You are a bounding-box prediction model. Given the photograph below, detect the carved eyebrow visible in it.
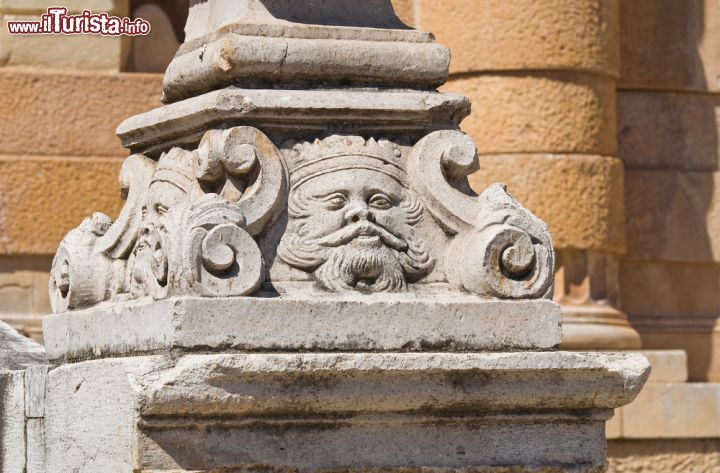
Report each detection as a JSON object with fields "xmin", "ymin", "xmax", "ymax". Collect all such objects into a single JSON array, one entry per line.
[{"xmin": 311, "ymin": 191, "xmax": 348, "ymax": 201}]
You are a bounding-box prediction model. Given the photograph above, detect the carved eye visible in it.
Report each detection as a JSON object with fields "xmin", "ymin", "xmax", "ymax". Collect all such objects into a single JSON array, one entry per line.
[
  {"xmin": 369, "ymin": 194, "xmax": 392, "ymax": 210},
  {"xmin": 155, "ymin": 203, "xmax": 169, "ymax": 216},
  {"xmin": 320, "ymin": 193, "xmax": 348, "ymax": 210}
]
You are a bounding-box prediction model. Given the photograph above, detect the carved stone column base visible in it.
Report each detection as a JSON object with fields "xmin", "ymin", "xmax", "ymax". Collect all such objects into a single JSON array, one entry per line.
[
  {"xmin": 555, "ymin": 249, "xmax": 642, "ymax": 350},
  {"xmin": 561, "ymin": 306, "xmax": 642, "ymax": 350}
]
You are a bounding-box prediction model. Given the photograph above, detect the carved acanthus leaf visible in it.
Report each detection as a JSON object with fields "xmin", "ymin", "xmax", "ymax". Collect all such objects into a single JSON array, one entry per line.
[
  {"xmin": 49, "ymin": 126, "xmax": 286, "ymax": 313},
  {"xmin": 407, "ymin": 130, "xmax": 554, "ymax": 299},
  {"xmin": 406, "ymin": 130, "xmax": 480, "ymax": 234},
  {"xmin": 195, "ymin": 126, "xmax": 288, "ymax": 236},
  {"xmin": 446, "ymin": 184, "xmax": 555, "ymax": 300},
  {"xmin": 94, "ymin": 154, "xmax": 156, "ymax": 259},
  {"xmin": 132, "ymin": 195, "xmax": 263, "ymax": 300},
  {"xmin": 49, "ymin": 213, "xmax": 123, "ymax": 313}
]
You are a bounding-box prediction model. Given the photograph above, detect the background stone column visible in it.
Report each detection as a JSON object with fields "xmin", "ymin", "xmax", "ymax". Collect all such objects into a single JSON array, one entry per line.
[
  {"xmin": 618, "ymin": 0, "xmax": 720, "ymax": 381},
  {"xmin": 414, "ymin": 0, "xmax": 640, "ymax": 349}
]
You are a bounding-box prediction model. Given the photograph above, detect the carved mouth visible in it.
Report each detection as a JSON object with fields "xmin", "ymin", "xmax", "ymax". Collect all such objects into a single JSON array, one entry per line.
[
  {"xmin": 353, "ymin": 235, "xmax": 382, "ymax": 247},
  {"xmin": 313, "ymin": 222, "xmax": 407, "ymax": 251}
]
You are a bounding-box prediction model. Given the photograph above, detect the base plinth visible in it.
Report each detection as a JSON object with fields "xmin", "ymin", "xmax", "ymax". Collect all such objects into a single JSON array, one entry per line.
[
  {"xmin": 32, "ymin": 351, "xmax": 648, "ymax": 473},
  {"xmin": 43, "ymin": 295, "xmax": 562, "ymax": 361},
  {"xmin": 560, "ymin": 306, "xmax": 642, "ymax": 350}
]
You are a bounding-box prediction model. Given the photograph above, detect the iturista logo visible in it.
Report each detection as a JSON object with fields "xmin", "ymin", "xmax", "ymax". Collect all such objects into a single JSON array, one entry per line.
[{"xmin": 7, "ymin": 7, "xmax": 151, "ymax": 36}]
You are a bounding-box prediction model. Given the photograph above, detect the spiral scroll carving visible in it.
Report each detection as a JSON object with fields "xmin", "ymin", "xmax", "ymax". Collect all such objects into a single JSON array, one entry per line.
[
  {"xmin": 185, "ymin": 223, "xmax": 263, "ymax": 297},
  {"xmin": 49, "ymin": 126, "xmax": 286, "ymax": 313},
  {"xmin": 49, "ymin": 213, "xmax": 121, "ymax": 312},
  {"xmin": 445, "ymin": 184, "xmax": 555, "ymax": 299},
  {"xmin": 405, "ymin": 129, "xmax": 555, "ymax": 299}
]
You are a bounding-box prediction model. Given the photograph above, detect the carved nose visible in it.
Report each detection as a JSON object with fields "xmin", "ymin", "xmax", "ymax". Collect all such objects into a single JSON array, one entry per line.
[{"xmin": 345, "ymin": 206, "xmax": 372, "ymax": 224}]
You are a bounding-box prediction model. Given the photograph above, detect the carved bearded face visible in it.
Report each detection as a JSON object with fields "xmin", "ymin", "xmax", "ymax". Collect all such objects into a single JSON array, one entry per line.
[{"xmin": 278, "ymin": 168, "xmax": 434, "ymax": 292}]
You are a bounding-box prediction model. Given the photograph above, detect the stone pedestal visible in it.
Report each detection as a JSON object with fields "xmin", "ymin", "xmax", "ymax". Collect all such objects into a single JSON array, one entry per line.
[
  {"xmin": 22, "ymin": 1, "xmax": 649, "ymax": 472},
  {"xmin": 34, "ymin": 297, "xmax": 648, "ymax": 473},
  {"xmin": 37, "ymin": 352, "xmax": 646, "ymax": 472}
]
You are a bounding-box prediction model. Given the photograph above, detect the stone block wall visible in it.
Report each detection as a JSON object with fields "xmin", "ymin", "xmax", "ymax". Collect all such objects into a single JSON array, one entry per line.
[
  {"xmin": 0, "ymin": 0, "xmax": 163, "ymax": 339},
  {"xmin": 616, "ymin": 0, "xmax": 720, "ymax": 384}
]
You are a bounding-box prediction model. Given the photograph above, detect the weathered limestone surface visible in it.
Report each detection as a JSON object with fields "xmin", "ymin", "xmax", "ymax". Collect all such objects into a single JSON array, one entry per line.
[
  {"xmin": 117, "ymin": 88, "xmax": 471, "ymax": 153},
  {"xmin": 0, "ymin": 323, "xmax": 47, "ymax": 473},
  {"xmin": 162, "ymin": 0, "xmax": 448, "ymax": 103},
  {"xmin": 32, "ymin": 1, "xmax": 650, "ymax": 472},
  {"xmin": 0, "ymin": 370, "xmax": 26, "ymax": 473},
  {"xmin": 0, "ymin": 321, "xmax": 46, "ymax": 370},
  {"xmin": 38, "ymin": 352, "xmax": 648, "ymax": 473},
  {"xmin": 44, "ymin": 295, "xmax": 562, "ymax": 361}
]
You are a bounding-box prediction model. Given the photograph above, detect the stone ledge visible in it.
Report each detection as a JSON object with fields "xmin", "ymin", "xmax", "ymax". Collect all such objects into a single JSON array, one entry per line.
[
  {"xmin": 608, "ymin": 383, "xmax": 720, "ymax": 439},
  {"xmin": 38, "ymin": 351, "xmax": 647, "ymax": 472},
  {"xmin": 136, "ymin": 351, "xmax": 649, "ymax": 417},
  {"xmin": 117, "ymin": 88, "xmax": 471, "ymax": 155},
  {"xmin": 163, "ymin": 34, "xmax": 450, "ymax": 103},
  {"xmin": 43, "ymin": 295, "xmax": 563, "ymax": 361},
  {"xmin": 638, "ymin": 350, "xmax": 689, "ymax": 384}
]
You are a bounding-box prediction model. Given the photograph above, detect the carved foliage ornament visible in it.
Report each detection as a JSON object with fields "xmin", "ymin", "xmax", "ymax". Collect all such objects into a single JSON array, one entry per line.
[
  {"xmin": 49, "ymin": 126, "xmax": 287, "ymax": 313},
  {"xmin": 49, "ymin": 127, "xmax": 554, "ymax": 312}
]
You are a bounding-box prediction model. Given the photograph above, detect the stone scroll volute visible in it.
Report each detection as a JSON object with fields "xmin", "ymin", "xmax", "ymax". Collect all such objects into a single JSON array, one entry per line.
[
  {"xmin": 49, "ymin": 126, "xmax": 288, "ymax": 313},
  {"xmin": 50, "ymin": 127, "xmax": 555, "ymax": 313},
  {"xmin": 405, "ymin": 130, "xmax": 555, "ymax": 299}
]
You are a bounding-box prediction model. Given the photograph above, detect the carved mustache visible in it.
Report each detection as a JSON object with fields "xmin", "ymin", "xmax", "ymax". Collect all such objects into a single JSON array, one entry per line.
[{"xmin": 312, "ymin": 221, "xmax": 408, "ymax": 251}]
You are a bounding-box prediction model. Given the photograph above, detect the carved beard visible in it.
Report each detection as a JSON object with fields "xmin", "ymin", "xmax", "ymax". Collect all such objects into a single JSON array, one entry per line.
[
  {"xmin": 316, "ymin": 238, "xmax": 407, "ymax": 292},
  {"xmin": 278, "ymin": 218, "xmax": 434, "ymax": 293}
]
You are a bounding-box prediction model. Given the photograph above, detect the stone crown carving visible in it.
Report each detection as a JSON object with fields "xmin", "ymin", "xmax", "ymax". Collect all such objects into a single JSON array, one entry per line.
[{"xmin": 50, "ymin": 126, "xmax": 555, "ymax": 313}]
